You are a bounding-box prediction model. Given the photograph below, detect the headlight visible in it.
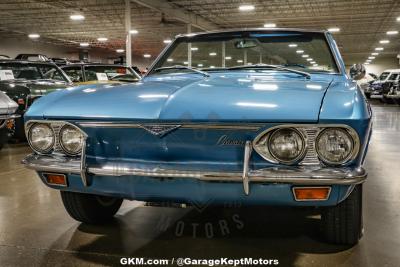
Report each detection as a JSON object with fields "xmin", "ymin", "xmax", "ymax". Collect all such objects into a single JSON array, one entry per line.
[
  {"xmin": 28, "ymin": 123, "xmax": 55, "ymax": 153},
  {"xmin": 316, "ymin": 128, "xmax": 355, "ymax": 165},
  {"xmin": 59, "ymin": 125, "xmax": 84, "ymax": 155},
  {"xmin": 268, "ymin": 128, "xmax": 306, "ymax": 164}
]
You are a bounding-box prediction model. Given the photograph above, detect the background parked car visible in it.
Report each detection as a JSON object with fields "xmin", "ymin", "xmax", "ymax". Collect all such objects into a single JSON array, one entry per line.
[
  {"xmin": 0, "ymin": 60, "xmax": 72, "ymax": 140},
  {"xmin": 0, "ymin": 91, "xmax": 19, "ymax": 150},
  {"xmin": 61, "ymin": 63, "xmax": 141, "ymax": 84},
  {"xmin": 50, "ymin": 58, "xmax": 71, "ymax": 66},
  {"xmin": 15, "ymin": 54, "xmax": 51, "ymax": 62},
  {"xmin": 365, "ymin": 69, "xmax": 400, "ymax": 101},
  {"xmin": 357, "ymin": 73, "xmax": 376, "ymax": 98}
]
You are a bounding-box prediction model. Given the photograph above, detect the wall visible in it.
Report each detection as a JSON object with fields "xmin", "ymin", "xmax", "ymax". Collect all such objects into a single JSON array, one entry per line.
[
  {"xmin": 0, "ymin": 36, "xmax": 156, "ymax": 71},
  {"xmin": 364, "ymin": 56, "xmax": 399, "ymax": 76},
  {"xmin": 0, "ymin": 37, "xmax": 71, "ymax": 59},
  {"xmin": 345, "ymin": 55, "xmax": 399, "ymax": 76}
]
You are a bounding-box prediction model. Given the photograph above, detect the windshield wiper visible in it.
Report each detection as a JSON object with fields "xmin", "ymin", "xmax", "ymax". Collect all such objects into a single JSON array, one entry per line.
[
  {"xmin": 228, "ymin": 63, "xmax": 311, "ymax": 79},
  {"xmin": 154, "ymin": 65, "xmax": 210, "ymax": 77}
]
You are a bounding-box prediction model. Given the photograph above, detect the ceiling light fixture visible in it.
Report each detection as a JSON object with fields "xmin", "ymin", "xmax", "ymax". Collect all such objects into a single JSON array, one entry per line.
[
  {"xmin": 387, "ymin": 30, "xmax": 398, "ymax": 35},
  {"xmin": 70, "ymin": 14, "xmax": 85, "ymax": 21},
  {"xmin": 263, "ymin": 23, "xmax": 276, "ymax": 28},
  {"xmin": 97, "ymin": 37, "xmax": 108, "ymax": 42},
  {"xmin": 368, "ymin": 56, "xmax": 375, "ymax": 59},
  {"xmin": 375, "ymin": 47, "xmax": 384, "ymax": 51},
  {"xmin": 379, "ymin": 40, "xmax": 390, "ymax": 44},
  {"xmin": 129, "ymin": 29, "xmax": 138, "ymax": 34},
  {"xmin": 28, "ymin": 33, "xmax": 40, "ymax": 39},
  {"xmin": 239, "ymin": 5, "xmax": 255, "ymax": 11},
  {"xmin": 328, "ymin": 27, "xmax": 340, "ymax": 32},
  {"xmin": 143, "ymin": 54, "xmax": 151, "ymax": 58},
  {"xmin": 116, "ymin": 49, "xmax": 124, "ymax": 53},
  {"xmin": 80, "ymin": 42, "xmax": 89, "ymax": 47},
  {"xmin": 288, "ymin": 44, "xmax": 298, "ymax": 47},
  {"xmin": 296, "ymin": 50, "xmax": 304, "ymax": 54},
  {"xmin": 209, "ymin": 52, "xmax": 217, "ymax": 56},
  {"xmin": 371, "ymin": 52, "xmax": 379, "ymax": 56},
  {"xmin": 163, "ymin": 39, "xmax": 172, "ymax": 44}
]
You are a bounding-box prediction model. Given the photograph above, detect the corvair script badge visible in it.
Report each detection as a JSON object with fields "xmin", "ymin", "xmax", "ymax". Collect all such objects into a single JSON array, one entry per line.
[
  {"xmin": 139, "ymin": 124, "xmax": 181, "ymax": 137},
  {"xmin": 217, "ymin": 135, "xmax": 246, "ymax": 146}
]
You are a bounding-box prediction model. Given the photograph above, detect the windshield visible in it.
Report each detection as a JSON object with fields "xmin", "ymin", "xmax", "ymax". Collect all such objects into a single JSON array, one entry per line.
[
  {"xmin": 379, "ymin": 72, "xmax": 390, "ymax": 81},
  {"xmin": 388, "ymin": 73, "xmax": 399, "ymax": 81},
  {"xmin": 150, "ymin": 31, "xmax": 339, "ymax": 74},
  {"xmin": 0, "ymin": 62, "xmax": 68, "ymax": 82},
  {"xmin": 84, "ymin": 66, "xmax": 140, "ymax": 81}
]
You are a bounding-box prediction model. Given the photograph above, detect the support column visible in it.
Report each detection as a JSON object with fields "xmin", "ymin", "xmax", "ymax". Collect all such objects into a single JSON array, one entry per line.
[
  {"xmin": 125, "ymin": 0, "xmax": 132, "ymax": 67},
  {"xmin": 187, "ymin": 24, "xmax": 192, "ymax": 67},
  {"xmin": 222, "ymin": 41, "xmax": 226, "ymax": 68}
]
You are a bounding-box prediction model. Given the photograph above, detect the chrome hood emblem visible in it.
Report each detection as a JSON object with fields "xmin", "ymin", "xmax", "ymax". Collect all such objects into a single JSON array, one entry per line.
[{"xmin": 139, "ymin": 124, "xmax": 181, "ymax": 137}]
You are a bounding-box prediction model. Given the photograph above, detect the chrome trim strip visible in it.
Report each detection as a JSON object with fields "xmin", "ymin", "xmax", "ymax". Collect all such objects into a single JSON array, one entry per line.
[
  {"xmin": 77, "ymin": 122, "xmax": 262, "ymax": 131},
  {"xmin": 22, "ymin": 154, "xmax": 367, "ymax": 186},
  {"xmin": 242, "ymin": 141, "xmax": 252, "ymax": 195},
  {"xmin": 292, "ymin": 186, "xmax": 332, "ymax": 201},
  {"xmin": 80, "ymin": 137, "xmax": 88, "ymax": 186},
  {"xmin": 0, "ymin": 114, "xmax": 20, "ymax": 120}
]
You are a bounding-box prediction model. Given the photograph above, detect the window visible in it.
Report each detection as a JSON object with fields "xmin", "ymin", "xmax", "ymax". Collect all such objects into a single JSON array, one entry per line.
[
  {"xmin": 0, "ymin": 63, "xmax": 68, "ymax": 82},
  {"xmin": 62, "ymin": 66, "xmax": 83, "ymax": 82},
  {"xmin": 83, "ymin": 66, "xmax": 139, "ymax": 81},
  {"xmin": 152, "ymin": 31, "xmax": 339, "ymax": 74}
]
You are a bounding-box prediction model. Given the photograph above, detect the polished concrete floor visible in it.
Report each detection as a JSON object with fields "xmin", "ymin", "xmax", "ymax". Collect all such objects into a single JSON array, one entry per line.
[{"xmin": 0, "ymin": 100, "xmax": 400, "ymax": 267}]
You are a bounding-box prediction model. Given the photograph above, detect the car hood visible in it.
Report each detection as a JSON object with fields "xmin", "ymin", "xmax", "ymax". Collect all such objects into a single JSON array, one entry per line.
[
  {"xmin": 0, "ymin": 91, "xmax": 18, "ymax": 115},
  {"xmin": 0, "ymin": 79, "xmax": 70, "ymax": 96},
  {"xmin": 27, "ymin": 72, "xmax": 334, "ymax": 122}
]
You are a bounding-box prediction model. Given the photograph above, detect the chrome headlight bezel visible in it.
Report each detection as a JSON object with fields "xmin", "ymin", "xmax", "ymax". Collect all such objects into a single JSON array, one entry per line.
[
  {"xmin": 315, "ymin": 127, "xmax": 360, "ymax": 166},
  {"xmin": 59, "ymin": 124, "xmax": 85, "ymax": 156},
  {"xmin": 27, "ymin": 123, "xmax": 55, "ymax": 154},
  {"xmin": 253, "ymin": 124, "xmax": 361, "ymax": 166},
  {"xmin": 253, "ymin": 127, "xmax": 307, "ymax": 165}
]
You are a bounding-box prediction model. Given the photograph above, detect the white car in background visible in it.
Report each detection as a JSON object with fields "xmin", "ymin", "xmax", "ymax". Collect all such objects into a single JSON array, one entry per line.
[
  {"xmin": 364, "ymin": 69, "xmax": 400, "ymax": 99},
  {"xmin": 0, "ymin": 92, "xmax": 19, "ymax": 150}
]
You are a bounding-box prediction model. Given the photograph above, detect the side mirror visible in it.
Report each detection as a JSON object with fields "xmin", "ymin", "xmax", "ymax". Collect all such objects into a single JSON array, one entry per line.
[{"xmin": 349, "ymin": 63, "xmax": 366, "ymax": 80}]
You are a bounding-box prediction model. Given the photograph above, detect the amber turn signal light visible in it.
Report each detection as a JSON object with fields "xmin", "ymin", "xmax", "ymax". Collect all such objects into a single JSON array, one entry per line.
[
  {"xmin": 43, "ymin": 173, "xmax": 67, "ymax": 186},
  {"xmin": 292, "ymin": 187, "xmax": 331, "ymax": 201}
]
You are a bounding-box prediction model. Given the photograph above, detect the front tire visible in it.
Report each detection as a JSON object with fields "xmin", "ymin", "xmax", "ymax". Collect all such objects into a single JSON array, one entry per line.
[
  {"xmin": 321, "ymin": 185, "xmax": 363, "ymax": 245},
  {"xmin": 60, "ymin": 191, "xmax": 123, "ymax": 224}
]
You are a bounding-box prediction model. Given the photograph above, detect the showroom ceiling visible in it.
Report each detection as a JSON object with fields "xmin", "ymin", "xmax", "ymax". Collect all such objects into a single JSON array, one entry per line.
[{"xmin": 0, "ymin": 0, "xmax": 399, "ymax": 64}]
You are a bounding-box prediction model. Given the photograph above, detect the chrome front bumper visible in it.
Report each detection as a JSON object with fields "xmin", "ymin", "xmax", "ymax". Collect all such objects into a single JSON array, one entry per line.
[
  {"xmin": 22, "ymin": 142, "xmax": 367, "ymax": 195},
  {"xmin": 385, "ymin": 94, "xmax": 400, "ymax": 99}
]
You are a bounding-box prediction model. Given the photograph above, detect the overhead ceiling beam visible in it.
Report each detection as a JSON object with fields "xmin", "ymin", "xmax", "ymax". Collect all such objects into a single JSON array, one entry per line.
[{"xmin": 130, "ymin": 0, "xmax": 219, "ymax": 31}]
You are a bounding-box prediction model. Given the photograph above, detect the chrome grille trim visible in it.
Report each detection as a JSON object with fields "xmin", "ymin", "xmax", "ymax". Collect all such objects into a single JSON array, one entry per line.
[
  {"xmin": 301, "ymin": 127, "xmax": 321, "ymax": 166},
  {"xmin": 77, "ymin": 122, "xmax": 262, "ymax": 131}
]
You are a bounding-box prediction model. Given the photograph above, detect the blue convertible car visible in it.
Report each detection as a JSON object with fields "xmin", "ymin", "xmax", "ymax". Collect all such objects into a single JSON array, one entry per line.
[{"xmin": 23, "ymin": 29, "xmax": 371, "ymax": 245}]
